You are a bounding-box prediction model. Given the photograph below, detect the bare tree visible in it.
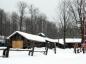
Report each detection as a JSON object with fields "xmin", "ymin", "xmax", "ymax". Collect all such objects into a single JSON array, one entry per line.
[
  {"xmin": 17, "ymin": 1, "xmax": 27, "ymax": 31},
  {"xmin": 69, "ymin": 0, "xmax": 84, "ymax": 42},
  {"xmin": 56, "ymin": 0, "xmax": 83, "ymax": 43},
  {"xmin": 0, "ymin": 9, "xmax": 7, "ymax": 36},
  {"xmin": 11, "ymin": 12, "xmax": 19, "ymax": 32},
  {"xmin": 0, "ymin": 9, "xmax": 4, "ymax": 36},
  {"xmin": 28, "ymin": 5, "xmax": 39, "ymax": 33},
  {"xmin": 58, "ymin": 0, "xmax": 71, "ymax": 48}
]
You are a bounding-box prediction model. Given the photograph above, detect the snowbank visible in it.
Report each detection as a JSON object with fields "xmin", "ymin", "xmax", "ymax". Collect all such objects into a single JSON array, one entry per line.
[{"xmin": 0, "ymin": 48, "xmax": 86, "ymax": 64}]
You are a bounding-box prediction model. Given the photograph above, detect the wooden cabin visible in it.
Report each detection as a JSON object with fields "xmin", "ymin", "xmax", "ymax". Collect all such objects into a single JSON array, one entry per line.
[{"xmin": 7, "ymin": 31, "xmax": 46, "ymax": 49}]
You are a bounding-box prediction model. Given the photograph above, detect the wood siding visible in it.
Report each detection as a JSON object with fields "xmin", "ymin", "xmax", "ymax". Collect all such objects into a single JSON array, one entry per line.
[{"xmin": 12, "ymin": 40, "xmax": 23, "ymax": 48}]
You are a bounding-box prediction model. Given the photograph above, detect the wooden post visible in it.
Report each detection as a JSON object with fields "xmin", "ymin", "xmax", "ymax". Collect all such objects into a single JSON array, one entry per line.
[
  {"xmin": 5, "ymin": 47, "xmax": 10, "ymax": 57},
  {"xmin": 80, "ymin": 44, "xmax": 82, "ymax": 52},
  {"xmin": 28, "ymin": 51, "xmax": 31, "ymax": 55},
  {"xmin": 45, "ymin": 40, "xmax": 49, "ymax": 55},
  {"xmin": 31, "ymin": 41, "xmax": 34, "ymax": 56},
  {"xmin": 74, "ymin": 47, "xmax": 76, "ymax": 53},
  {"xmin": 3, "ymin": 47, "xmax": 10, "ymax": 58},
  {"xmin": 74, "ymin": 44, "xmax": 76, "ymax": 53},
  {"xmin": 54, "ymin": 42, "xmax": 56, "ymax": 54},
  {"xmin": 3, "ymin": 39, "xmax": 10, "ymax": 58},
  {"xmin": 31, "ymin": 46, "xmax": 34, "ymax": 56},
  {"xmin": 82, "ymin": 47, "xmax": 85, "ymax": 53},
  {"xmin": 45, "ymin": 46, "xmax": 48, "ymax": 55}
]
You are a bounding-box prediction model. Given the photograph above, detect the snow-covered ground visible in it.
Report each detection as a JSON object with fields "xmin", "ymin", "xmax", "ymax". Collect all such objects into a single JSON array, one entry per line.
[{"xmin": 0, "ymin": 47, "xmax": 86, "ymax": 64}]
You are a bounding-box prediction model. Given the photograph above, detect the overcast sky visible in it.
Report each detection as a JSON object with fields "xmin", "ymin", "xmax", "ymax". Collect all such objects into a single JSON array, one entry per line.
[{"xmin": 0, "ymin": 0, "xmax": 61, "ymax": 21}]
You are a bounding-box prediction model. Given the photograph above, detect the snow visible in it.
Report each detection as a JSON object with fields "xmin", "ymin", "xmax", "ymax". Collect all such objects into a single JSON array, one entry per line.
[
  {"xmin": 7, "ymin": 31, "xmax": 59, "ymax": 43},
  {"xmin": 45, "ymin": 37, "xmax": 59, "ymax": 43},
  {"xmin": 7, "ymin": 31, "xmax": 82, "ymax": 45},
  {"xmin": 59, "ymin": 38, "xmax": 81, "ymax": 44},
  {"xmin": 38, "ymin": 33, "xmax": 46, "ymax": 37},
  {"xmin": 45, "ymin": 38, "xmax": 81, "ymax": 44},
  {"xmin": 65, "ymin": 38, "xmax": 81, "ymax": 43},
  {"xmin": 0, "ymin": 47, "xmax": 86, "ymax": 64},
  {"xmin": 7, "ymin": 31, "xmax": 45, "ymax": 42}
]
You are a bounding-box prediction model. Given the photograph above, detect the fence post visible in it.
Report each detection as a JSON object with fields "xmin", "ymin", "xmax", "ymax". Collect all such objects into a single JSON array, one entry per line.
[{"xmin": 54, "ymin": 42, "xmax": 56, "ymax": 54}]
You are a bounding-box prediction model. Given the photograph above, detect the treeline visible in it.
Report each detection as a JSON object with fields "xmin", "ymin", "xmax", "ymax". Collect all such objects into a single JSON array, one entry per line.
[
  {"xmin": 0, "ymin": 1, "xmax": 82, "ymax": 39},
  {"xmin": 0, "ymin": 1, "xmax": 58, "ymax": 39},
  {"xmin": 56, "ymin": 0, "xmax": 81, "ymax": 39}
]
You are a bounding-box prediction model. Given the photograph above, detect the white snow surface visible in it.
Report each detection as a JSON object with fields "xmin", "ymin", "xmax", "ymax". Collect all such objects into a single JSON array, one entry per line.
[
  {"xmin": 58, "ymin": 38, "xmax": 81, "ymax": 44},
  {"xmin": 7, "ymin": 31, "xmax": 45, "ymax": 42},
  {"xmin": 45, "ymin": 37, "xmax": 59, "ymax": 43},
  {"xmin": 38, "ymin": 33, "xmax": 46, "ymax": 36},
  {"xmin": 0, "ymin": 47, "xmax": 86, "ymax": 64}
]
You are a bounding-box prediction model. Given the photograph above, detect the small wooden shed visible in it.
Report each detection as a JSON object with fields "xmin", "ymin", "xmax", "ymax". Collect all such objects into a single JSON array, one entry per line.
[{"xmin": 7, "ymin": 31, "xmax": 46, "ymax": 49}]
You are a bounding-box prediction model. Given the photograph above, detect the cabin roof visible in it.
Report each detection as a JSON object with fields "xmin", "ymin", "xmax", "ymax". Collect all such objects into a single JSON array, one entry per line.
[
  {"xmin": 59, "ymin": 38, "xmax": 81, "ymax": 44},
  {"xmin": 45, "ymin": 37, "xmax": 59, "ymax": 43},
  {"xmin": 7, "ymin": 31, "xmax": 45, "ymax": 42},
  {"xmin": 7, "ymin": 31, "xmax": 81, "ymax": 44},
  {"xmin": 43, "ymin": 38, "xmax": 81, "ymax": 44},
  {"xmin": 7, "ymin": 31, "xmax": 59, "ymax": 43}
]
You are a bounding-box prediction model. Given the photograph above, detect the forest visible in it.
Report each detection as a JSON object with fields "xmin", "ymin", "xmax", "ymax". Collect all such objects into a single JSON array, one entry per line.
[{"xmin": 0, "ymin": 0, "xmax": 81, "ymax": 39}]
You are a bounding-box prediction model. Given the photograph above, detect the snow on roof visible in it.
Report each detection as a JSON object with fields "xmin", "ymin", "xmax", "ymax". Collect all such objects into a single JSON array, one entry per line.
[
  {"xmin": 45, "ymin": 38, "xmax": 81, "ymax": 44},
  {"xmin": 59, "ymin": 38, "xmax": 81, "ymax": 44},
  {"xmin": 7, "ymin": 31, "xmax": 45, "ymax": 42},
  {"xmin": 7, "ymin": 31, "xmax": 59, "ymax": 43},
  {"xmin": 58, "ymin": 39, "xmax": 64, "ymax": 44},
  {"xmin": 45, "ymin": 37, "xmax": 59, "ymax": 43},
  {"xmin": 7, "ymin": 31, "xmax": 81, "ymax": 44},
  {"xmin": 66, "ymin": 38, "xmax": 81, "ymax": 43},
  {"xmin": 38, "ymin": 33, "xmax": 46, "ymax": 37}
]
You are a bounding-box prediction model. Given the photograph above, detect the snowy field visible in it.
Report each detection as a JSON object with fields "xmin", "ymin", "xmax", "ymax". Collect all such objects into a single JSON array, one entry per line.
[{"xmin": 0, "ymin": 47, "xmax": 86, "ymax": 64}]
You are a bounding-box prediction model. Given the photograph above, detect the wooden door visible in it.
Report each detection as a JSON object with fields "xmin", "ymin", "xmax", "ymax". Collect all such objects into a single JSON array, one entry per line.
[{"xmin": 12, "ymin": 40, "xmax": 23, "ymax": 48}]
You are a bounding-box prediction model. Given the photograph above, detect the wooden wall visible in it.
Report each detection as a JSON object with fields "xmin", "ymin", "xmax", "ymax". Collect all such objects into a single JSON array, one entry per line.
[{"xmin": 8, "ymin": 33, "xmax": 31, "ymax": 49}]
